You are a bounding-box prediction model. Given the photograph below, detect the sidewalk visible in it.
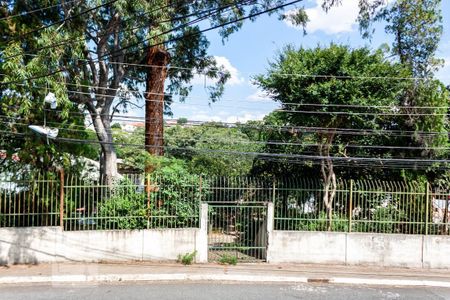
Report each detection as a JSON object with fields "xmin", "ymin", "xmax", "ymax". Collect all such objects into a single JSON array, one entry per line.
[{"xmin": 1, "ymin": 262, "xmax": 450, "ymax": 288}]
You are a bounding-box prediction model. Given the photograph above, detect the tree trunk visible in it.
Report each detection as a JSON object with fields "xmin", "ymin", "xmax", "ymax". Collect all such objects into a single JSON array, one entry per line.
[
  {"xmin": 91, "ymin": 110, "xmax": 118, "ymax": 185},
  {"xmin": 322, "ymin": 159, "xmax": 336, "ymax": 231},
  {"xmin": 319, "ymin": 133, "xmax": 337, "ymax": 231},
  {"xmin": 444, "ymin": 198, "xmax": 449, "ymax": 235},
  {"xmin": 145, "ymin": 45, "xmax": 169, "ymax": 170}
]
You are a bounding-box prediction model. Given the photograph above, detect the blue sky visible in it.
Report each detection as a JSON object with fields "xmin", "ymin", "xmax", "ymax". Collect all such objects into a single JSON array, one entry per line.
[{"xmin": 130, "ymin": 0, "xmax": 450, "ymax": 123}]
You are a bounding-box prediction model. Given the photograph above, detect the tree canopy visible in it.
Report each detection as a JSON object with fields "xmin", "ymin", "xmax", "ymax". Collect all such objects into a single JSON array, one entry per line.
[
  {"xmin": 0, "ymin": 0, "xmax": 310, "ymax": 178},
  {"xmin": 252, "ymin": 44, "xmax": 448, "ymax": 228}
]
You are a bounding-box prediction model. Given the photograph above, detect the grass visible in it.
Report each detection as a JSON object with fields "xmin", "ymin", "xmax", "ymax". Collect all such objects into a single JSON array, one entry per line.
[
  {"xmin": 218, "ymin": 253, "xmax": 238, "ymax": 265},
  {"xmin": 178, "ymin": 251, "xmax": 197, "ymax": 265}
]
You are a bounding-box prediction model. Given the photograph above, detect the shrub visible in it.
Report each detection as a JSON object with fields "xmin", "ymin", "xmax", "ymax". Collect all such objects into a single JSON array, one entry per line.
[
  {"xmin": 294, "ymin": 212, "xmax": 349, "ymax": 232},
  {"xmin": 178, "ymin": 251, "xmax": 197, "ymax": 265},
  {"xmin": 218, "ymin": 254, "xmax": 238, "ymax": 265},
  {"xmin": 97, "ymin": 179, "xmax": 147, "ymax": 230}
]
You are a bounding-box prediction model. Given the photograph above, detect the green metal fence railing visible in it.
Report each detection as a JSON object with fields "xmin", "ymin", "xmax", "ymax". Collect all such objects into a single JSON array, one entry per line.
[
  {"xmin": 63, "ymin": 173, "xmax": 202, "ymax": 231},
  {"xmin": 0, "ymin": 173, "xmax": 60, "ymax": 227},
  {"xmin": 1, "ymin": 173, "xmax": 449, "ymax": 235},
  {"xmin": 272, "ymin": 178, "xmax": 449, "ymax": 235}
]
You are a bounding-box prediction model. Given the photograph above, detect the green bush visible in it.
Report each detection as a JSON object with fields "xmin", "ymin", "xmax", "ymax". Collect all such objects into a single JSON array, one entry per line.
[
  {"xmin": 218, "ymin": 254, "xmax": 238, "ymax": 265},
  {"xmin": 294, "ymin": 212, "xmax": 349, "ymax": 232},
  {"xmin": 352, "ymin": 204, "xmax": 407, "ymax": 234},
  {"xmin": 148, "ymin": 157, "xmax": 209, "ymax": 228},
  {"xmin": 95, "ymin": 157, "xmax": 209, "ymax": 230},
  {"xmin": 97, "ymin": 179, "xmax": 147, "ymax": 230},
  {"xmin": 178, "ymin": 251, "xmax": 197, "ymax": 265}
]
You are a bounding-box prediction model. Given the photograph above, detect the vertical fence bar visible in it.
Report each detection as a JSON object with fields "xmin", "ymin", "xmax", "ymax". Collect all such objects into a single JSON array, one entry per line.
[
  {"xmin": 348, "ymin": 179, "xmax": 353, "ymax": 233},
  {"xmin": 425, "ymin": 182, "xmax": 430, "ymax": 236},
  {"xmin": 272, "ymin": 179, "xmax": 276, "ymax": 203},
  {"xmin": 59, "ymin": 169, "xmax": 64, "ymax": 230},
  {"xmin": 199, "ymin": 175, "xmax": 203, "ymax": 228},
  {"xmin": 146, "ymin": 173, "xmax": 151, "ymax": 229},
  {"xmin": 199, "ymin": 175, "xmax": 203, "ymax": 200}
]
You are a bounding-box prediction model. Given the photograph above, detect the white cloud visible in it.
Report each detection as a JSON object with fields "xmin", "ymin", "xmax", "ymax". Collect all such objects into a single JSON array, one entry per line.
[
  {"xmin": 190, "ymin": 56, "xmax": 245, "ymax": 86},
  {"xmin": 285, "ymin": 0, "xmax": 389, "ymax": 35},
  {"xmin": 214, "ymin": 56, "xmax": 246, "ymax": 85},
  {"xmin": 444, "ymin": 57, "xmax": 450, "ymax": 68},
  {"xmin": 436, "ymin": 56, "xmax": 450, "ymax": 82},
  {"xmin": 225, "ymin": 113, "xmax": 266, "ymax": 123},
  {"xmin": 189, "ymin": 111, "xmax": 266, "ymax": 123},
  {"xmin": 285, "ymin": 0, "xmax": 358, "ymax": 34},
  {"xmin": 246, "ymin": 90, "xmax": 273, "ymax": 102},
  {"xmin": 189, "ymin": 113, "xmax": 222, "ymax": 122}
]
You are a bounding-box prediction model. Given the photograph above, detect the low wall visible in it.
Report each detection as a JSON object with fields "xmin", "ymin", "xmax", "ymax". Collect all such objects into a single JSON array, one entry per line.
[
  {"xmin": 0, "ymin": 204, "xmax": 208, "ymax": 265},
  {"xmin": 0, "ymin": 226, "xmax": 206, "ymax": 265},
  {"xmin": 2, "ymin": 202, "xmax": 449, "ymax": 269},
  {"xmin": 267, "ymin": 230, "xmax": 450, "ymax": 269}
]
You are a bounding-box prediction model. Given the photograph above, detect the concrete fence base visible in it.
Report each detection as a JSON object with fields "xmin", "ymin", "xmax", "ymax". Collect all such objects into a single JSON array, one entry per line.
[
  {"xmin": 266, "ymin": 230, "xmax": 450, "ymax": 269},
  {"xmin": 1, "ymin": 202, "xmax": 450, "ymax": 268},
  {"xmin": 0, "ymin": 204, "xmax": 208, "ymax": 265}
]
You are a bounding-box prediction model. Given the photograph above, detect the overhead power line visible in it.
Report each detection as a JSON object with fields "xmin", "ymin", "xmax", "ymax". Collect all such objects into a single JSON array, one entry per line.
[
  {"xmin": 97, "ymin": 0, "xmax": 303, "ymax": 61},
  {"xmin": 3, "ymin": 132, "xmax": 447, "ymax": 170},
  {"xmin": 11, "ymin": 0, "xmax": 120, "ymax": 39},
  {"xmin": 0, "ymin": 0, "xmax": 302, "ymax": 86},
  {"xmin": 8, "ymin": 54, "xmax": 448, "ymax": 82},
  {"xmin": 4, "ymin": 127, "xmax": 446, "ymax": 165},
  {"xmin": 0, "ymin": 0, "xmax": 80, "ymax": 21},
  {"xmin": 2, "ymin": 118, "xmax": 449, "ymax": 153},
  {"xmin": 0, "ymin": 0, "xmax": 248, "ymax": 61},
  {"xmin": 5, "ymin": 81, "xmax": 449, "ymax": 110},
  {"xmin": 0, "ymin": 121, "xmax": 450, "ymax": 157},
  {"xmin": 1, "ymin": 113, "xmax": 449, "ymax": 138},
  {"xmin": 46, "ymin": 136, "xmax": 450, "ymax": 164}
]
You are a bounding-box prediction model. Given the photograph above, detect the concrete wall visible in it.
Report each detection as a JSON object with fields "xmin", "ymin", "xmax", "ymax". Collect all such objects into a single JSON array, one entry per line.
[
  {"xmin": 346, "ymin": 233, "xmax": 423, "ymax": 268},
  {"xmin": 2, "ymin": 201, "xmax": 450, "ymax": 269},
  {"xmin": 423, "ymin": 236, "xmax": 450, "ymax": 269},
  {"xmin": 265, "ymin": 202, "xmax": 450, "ymax": 269},
  {"xmin": 267, "ymin": 230, "xmax": 450, "ymax": 269},
  {"xmin": 0, "ymin": 204, "xmax": 208, "ymax": 265},
  {"xmin": 0, "ymin": 227, "xmax": 207, "ymax": 265},
  {"xmin": 267, "ymin": 231, "xmax": 347, "ymax": 264}
]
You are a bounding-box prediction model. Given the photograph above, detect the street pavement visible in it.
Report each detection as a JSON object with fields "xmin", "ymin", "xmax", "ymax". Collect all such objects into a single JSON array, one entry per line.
[
  {"xmin": 0, "ymin": 282, "xmax": 450, "ymax": 300},
  {"xmin": 1, "ymin": 262, "xmax": 450, "ymax": 287},
  {"xmin": 1, "ymin": 262, "xmax": 450, "ymax": 299}
]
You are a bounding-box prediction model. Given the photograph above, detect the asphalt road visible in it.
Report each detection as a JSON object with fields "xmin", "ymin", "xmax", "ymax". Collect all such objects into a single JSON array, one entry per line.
[{"xmin": 1, "ymin": 282, "xmax": 450, "ymax": 300}]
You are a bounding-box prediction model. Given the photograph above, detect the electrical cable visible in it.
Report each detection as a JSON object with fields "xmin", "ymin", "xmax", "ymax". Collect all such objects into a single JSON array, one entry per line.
[
  {"xmin": 0, "ymin": 0, "xmax": 250, "ymax": 61},
  {"xmin": 0, "ymin": 0, "xmax": 302, "ymax": 86},
  {"xmin": 0, "ymin": 0, "xmax": 80, "ymax": 21}
]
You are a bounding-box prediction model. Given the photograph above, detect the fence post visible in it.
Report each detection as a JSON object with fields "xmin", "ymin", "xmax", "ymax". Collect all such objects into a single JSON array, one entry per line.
[
  {"xmin": 266, "ymin": 201, "xmax": 275, "ymax": 263},
  {"xmin": 59, "ymin": 169, "xmax": 64, "ymax": 230},
  {"xmin": 272, "ymin": 179, "xmax": 276, "ymax": 203},
  {"xmin": 348, "ymin": 179, "xmax": 353, "ymax": 233},
  {"xmin": 197, "ymin": 202, "xmax": 209, "ymax": 263},
  {"xmin": 199, "ymin": 175, "xmax": 203, "ymax": 201},
  {"xmin": 146, "ymin": 173, "xmax": 151, "ymax": 229},
  {"xmin": 425, "ymin": 182, "xmax": 430, "ymax": 235}
]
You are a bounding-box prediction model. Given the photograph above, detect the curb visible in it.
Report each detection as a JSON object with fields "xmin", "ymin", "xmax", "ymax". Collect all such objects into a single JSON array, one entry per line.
[{"xmin": 1, "ymin": 273, "xmax": 450, "ymax": 288}]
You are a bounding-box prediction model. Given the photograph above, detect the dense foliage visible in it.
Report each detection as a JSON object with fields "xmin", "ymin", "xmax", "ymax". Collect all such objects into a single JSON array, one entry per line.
[{"xmin": 253, "ymin": 45, "xmax": 448, "ymax": 180}]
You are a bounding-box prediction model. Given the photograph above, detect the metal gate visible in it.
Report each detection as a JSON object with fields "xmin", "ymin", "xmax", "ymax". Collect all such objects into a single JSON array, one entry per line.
[{"xmin": 208, "ymin": 204, "xmax": 267, "ymax": 262}]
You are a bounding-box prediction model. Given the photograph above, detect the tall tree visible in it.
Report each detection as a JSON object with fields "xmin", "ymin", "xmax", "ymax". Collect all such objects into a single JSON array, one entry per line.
[
  {"xmin": 0, "ymin": 1, "xmax": 95, "ymax": 174},
  {"xmin": 254, "ymin": 45, "xmax": 424, "ymax": 229},
  {"xmin": 1, "ymin": 0, "xmax": 324, "ymax": 181},
  {"xmin": 358, "ymin": 0, "xmax": 443, "ymax": 78},
  {"xmin": 358, "ymin": 0, "xmax": 446, "ymax": 174}
]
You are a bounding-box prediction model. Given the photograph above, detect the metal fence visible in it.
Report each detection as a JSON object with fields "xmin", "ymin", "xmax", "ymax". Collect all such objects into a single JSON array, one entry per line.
[
  {"xmin": 204, "ymin": 177, "xmax": 271, "ymax": 262},
  {"xmin": 1, "ymin": 172, "xmax": 202, "ymax": 230},
  {"xmin": 1, "ymin": 173, "xmax": 449, "ymax": 235},
  {"xmin": 273, "ymin": 178, "xmax": 449, "ymax": 235},
  {"xmin": 0, "ymin": 173, "xmax": 60, "ymax": 227}
]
